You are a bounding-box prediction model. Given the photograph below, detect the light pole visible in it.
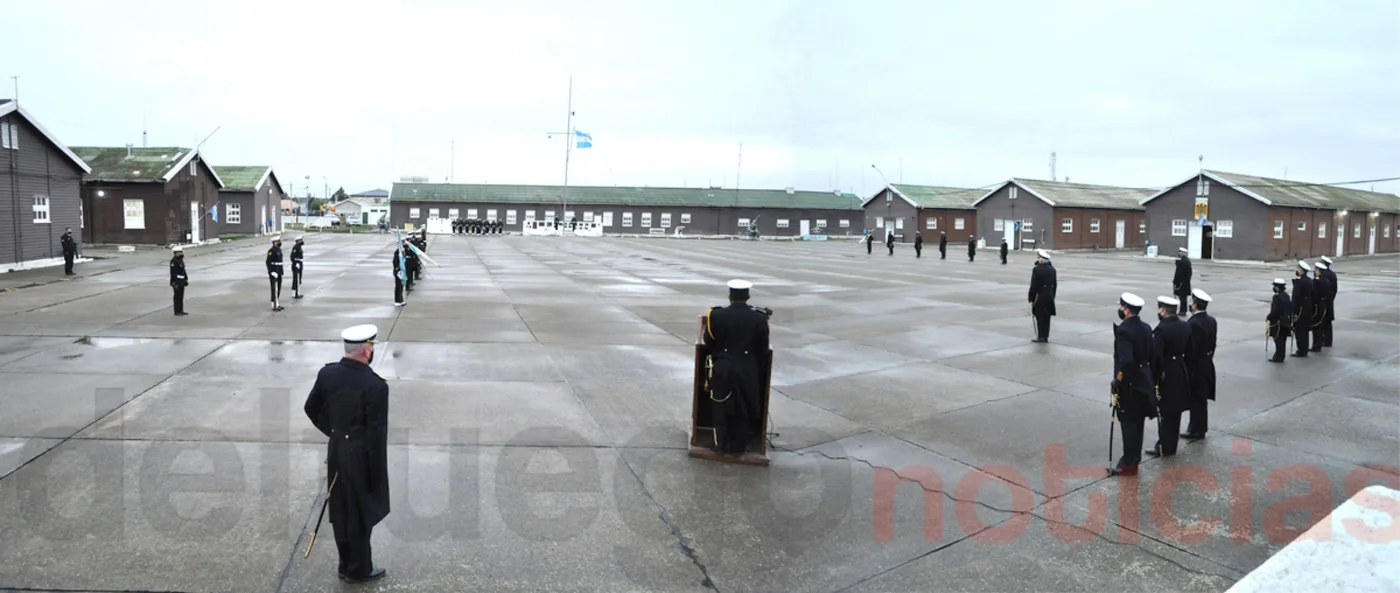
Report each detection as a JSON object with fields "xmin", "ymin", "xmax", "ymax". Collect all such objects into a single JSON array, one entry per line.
[
  {"xmin": 303, "ymin": 175, "xmax": 310, "ymax": 226},
  {"xmin": 871, "ymin": 164, "xmax": 892, "ymax": 239}
]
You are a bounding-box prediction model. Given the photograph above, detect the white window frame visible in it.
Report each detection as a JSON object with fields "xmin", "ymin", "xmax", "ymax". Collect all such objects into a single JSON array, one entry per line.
[
  {"xmin": 1, "ymin": 122, "xmax": 15, "ymax": 149},
  {"xmin": 32, "ymin": 195, "xmax": 50, "ymax": 223},
  {"xmin": 449, "ymin": 208, "xmax": 460, "ymax": 218},
  {"xmin": 815, "ymin": 219, "xmax": 827, "ymax": 229},
  {"xmin": 1296, "ymin": 221, "xmax": 1306, "ymax": 232},
  {"xmin": 487, "ymin": 209, "xmax": 497, "ymax": 221},
  {"xmin": 409, "ymin": 207, "xmax": 421, "ymax": 219},
  {"xmin": 124, "ymin": 199, "xmax": 145, "ymax": 229},
  {"xmin": 1090, "ymin": 218, "xmax": 1100, "ymax": 233},
  {"xmin": 737, "ymin": 218, "xmax": 750, "ymax": 228},
  {"xmin": 681, "ymin": 213, "xmax": 691, "ymax": 224},
  {"xmin": 875, "ymin": 216, "xmax": 884, "ymax": 228},
  {"xmin": 1021, "ymin": 218, "xmax": 1033, "ymax": 232},
  {"xmin": 1172, "ymin": 219, "xmax": 1188, "ymax": 237},
  {"xmin": 1061, "ymin": 218, "xmax": 1073, "ymax": 233},
  {"xmin": 894, "ymin": 218, "xmax": 903, "ymax": 230},
  {"xmin": 525, "ymin": 210, "xmax": 536, "ymax": 221},
  {"xmin": 660, "ymin": 212, "xmax": 672, "ymax": 228},
  {"xmin": 1215, "ymin": 220, "xmax": 1232, "ymax": 238},
  {"xmin": 602, "ymin": 212, "xmax": 613, "ymax": 227},
  {"xmin": 428, "ymin": 208, "xmax": 440, "ymax": 218},
  {"xmin": 545, "ymin": 210, "xmax": 555, "ymax": 221},
  {"xmin": 839, "ymin": 219, "xmax": 850, "ymax": 228},
  {"xmin": 1385, "ymin": 225, "xmax": 1392, "ymax": 238},
  {"xmin": 640, "ymin": 212, "xmax": 652, "ymax": 227},
  {"xmin": 622, "ymin": 212, "xmax": 633, "ymax": 227},
  {"xmin": 467, "ymin": 208, "xmax": 478, "ymax": 218},
  {"xmin": 1354, "ymin": 223, "xmax": 1362, "ymax": 238},
  {"xmin": 776, "ymin": 219, "xmax": 790, "ymax": 229},
  {"xmin": 1318, "ymin": 223, "xmax": 1326, "ymax": 239},
  {"xmin": 1273, "ymin": 221, "xmax": 1284, "ymax": 239},
  {"xmin": 506, "ymin": 210, "xmax": 517, "ymax": 224},
  {"xmin": 954, "ymin": 218, "xmax": 965, "ymax": 230},
  {"xmin": 583, "ymin": 211, "xmax": 595, "ymax": 223},
  {"xmin": 1139, "ymin": 220, "xmax": 1147, "ymax": 234},
  {"xmin": 190, "ymin": 158, "xmax": 196, "ymax": 176},
  {"xmin": 993, "ymin": 219, "xmax": 1003, "ymax": 231},
  {"xmin": 565, "ymin": 210, "xmax": 576, "ymax": 221},
  {"xmin": 226, "ymin": 202, "xmax": 241, "ymax": 224}
]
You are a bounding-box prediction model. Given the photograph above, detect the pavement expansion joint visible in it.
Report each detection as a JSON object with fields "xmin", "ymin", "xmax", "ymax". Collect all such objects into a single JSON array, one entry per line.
[{"xmin": 617, "ymin": 454, "xmax": 720, "ymax": 592}]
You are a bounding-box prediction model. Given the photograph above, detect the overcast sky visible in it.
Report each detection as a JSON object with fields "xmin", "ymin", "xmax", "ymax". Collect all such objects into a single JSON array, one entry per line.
[{"xmin": 3, "ymin": 0, "xmax": 1397, "ymax": 198}]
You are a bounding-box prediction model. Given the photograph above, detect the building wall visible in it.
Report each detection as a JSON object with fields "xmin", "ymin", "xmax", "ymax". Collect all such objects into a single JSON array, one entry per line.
[
  {"xmin": 254, "ymin": 177, "xmax": 283, "ymax": 234},
  {"xmin": 861, "ymin": 189, "xmax": 920, "ymax": 241},
  {"xmin": 0, "ymin": 112, "xmax": 84, "ymax": 264},
  {"xmin": 914, "ymin": 208, "xmax": 977, "ymax": 242},
  {"xmin": 163, "ymin": 156, "xmax": 222, "ymax": 243},
  {"xmin": 1146, "ymin": 181, "xmax": 1270, "ymax": 261},
  {"xmin": 1049, "ymin": 208, "xmax": 1145, "ymax": 250},
  {"xmin": 1378, "ymin": 213, "xmax": 1400, "ymax": 254},
  {"xmin": 84, "ymin": 156, "xmax": 222, "ymax": 245},
  {"xmin": 976, "ymin": 183, "xmax": 1054, "ymax": 250},
  {"xmin": 216, "ymin": 190, "xmax": 257, "ymax": 235},
  {"xmin": 391, "ymin": 201, "xmax": 863, "ymax": 237}
]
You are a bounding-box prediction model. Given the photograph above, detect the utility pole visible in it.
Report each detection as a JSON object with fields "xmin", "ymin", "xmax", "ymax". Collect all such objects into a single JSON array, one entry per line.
[
  {"xmin": 9, "ymin": 76, "xmax": 16, "ymax": 103},
  {"xmin": 545, "ymin": 77, "xmax": 574, "ymax": 224},
  {"xmin": 1050, "ymin": 152, "xmax": 1057, "ymax": 181},
  {"xmin": 450, "ymin": 138, "xmax": 455, "ymax": 182},
  {"xmin": 735, "ymin": 143, "xmax": 742, "ymax": 208}
]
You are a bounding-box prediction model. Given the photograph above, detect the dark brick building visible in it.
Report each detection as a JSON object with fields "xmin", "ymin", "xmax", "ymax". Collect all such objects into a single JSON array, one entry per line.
[
  {"xmin": 213, "ymin": 166, "xmax": 284, "ymax": 236},
  {"xmin": 72, "ymin": 146, "xmax": 224, "ymax": 246},
  {"xmin": 862, "ymin": 184, "xmax": 982, "ymax": 243},
  {"xmin": 974, "ymin": 178, "xmax": 1151, "ymax": 252},
  {"xmin": 389, "ymin": 183, "xmax": 863, "ymax": 237},
  {"xmin": 1141, "ymin": 170, "xmax": 1400, "ymax": 261},
  {"xmin": 0, "ymin": 100, "xmax": 91, "ymax": 267}
]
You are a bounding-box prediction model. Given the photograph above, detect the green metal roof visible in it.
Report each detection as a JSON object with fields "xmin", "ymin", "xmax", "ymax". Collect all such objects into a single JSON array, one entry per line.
[
  {"xmin": 1205, "ymin": 170, "xmax": 1400, "ymax": 213},
  {"xmin": 70, "ymin": 146, "xmax": 192, "ymax": 183},
  {"xmin": 1006, "ymin": 178, "xmax": 1153, "ymax": 210},
  {"xmin": 213, "ymin": 166, "xmax": 270, "ymax": 191},
  {"xmin": 887, "ymin": 184, "xmax": 984, "ymax": 209},
  {"xmin": 390, "ymin": 183, "xmax": 863, "ymax": 210}
]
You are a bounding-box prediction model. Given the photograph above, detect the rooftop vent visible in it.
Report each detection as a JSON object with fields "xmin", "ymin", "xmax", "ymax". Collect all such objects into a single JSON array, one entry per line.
[
  {"xmin": 785, "ymin": 187, "xmax": 795, "ymax": 194},
  {"xmin": 125, "ymin": 143, "xmax": 133, "ymax": 157}
]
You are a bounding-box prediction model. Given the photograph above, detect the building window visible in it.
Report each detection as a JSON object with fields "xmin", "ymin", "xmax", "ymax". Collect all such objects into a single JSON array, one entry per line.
[
  {"xmin": 583, "ymin": 211, "xmax": 595, "ymax": 222},
  {"xmin": 409, "ymin": 207, "xmax": 421, "ymax": 219},
  {"xmin": 1296, "ymin": 221, "xmax": 1306, "ymax": 232},
  {"xmin": 226, "ymin": 202, "xmax": 241, "ymax": 224},
  {"xmin": 1273, "ymin": 221, "xmax": 1284, "ymax": 239},
  {"xmin": 1386, "ymin": 225, "xmax": 1392, "ymax": 239},
  {"xmin": 1354, "ymin": 223, "xmax": 1362, "ymax": 238},
  {"xmin": 429, "ymin": 208, "xmax": 440, "ymax": 218},
  {"xmin": 525, "ymin": 210, "xmax": 536, "ymax": 221},
  {"xmin": 993, "ymin": 219, "xmax": 1003, "ymax": 231},
  {"xmin": 462, "ymin": 208, "xmax": 474, "ymax": 218},
  {"xmin": 449, "ymin": 208, "xmax": 459, "ymax": 218},
  {"xmin": 1319, "ymin": 223, "xmax": 1327, "ymax": 238},
  {"xmin": 894, "ymin": 218, "xmax": 903, "ymax": 230},
  {"xmin": 506, "ymin": 210, "xmax": 517, "ymax": 225},
  {"xmin": 1021, "ymin": 219, "xmax": 1033, "ymax": 232},
  {"xmin": 32, "ymin": 196, "xmax": 50, "ymax": 223},
  {"xmin": 681, "ymin": 213, "xmax": 691, "ymax": 224},
  {"xmin": 483, "ymin": 209, "xmax": 495, "ymax": 221},
  {"xmin": 602, "ymin": 212, "xmax": 613, "ymax": 227},
  {"xmin": 641, "ymin": 212, "xmax": 652, "ymax": 227},
  {"xmin": 816, "ymin": 219, "xmax": 827, "ymax": 229},
  {"xmin": 928, "ymin": 218, "xmax": 940, "ymax": 230},
  {"xmin": 875, "ymin": 216, "xmax": 884, "ymax": 228},
  {"xmin": 660, "ymin": 213, "xmax": 672, "ymax": 228},
  {"xmin": 0, "ymin": 122, "xmax": 15, "ymax": 149},
  {"xmin": 1009, "ymin": 186, "xmax": 1018, "ymax": 200},
  {"xmin": 622, "ymin": 212, "xmax": 633, "ymax": 227},
  {"xmin": 954, "ymin": 218, "xmax": 965, "ymax": 230},
  {"xmin": 1172, "ymin": 220, "xmax": 1188, "ymax": 237},
  {"xmin": 1090, "ymin": 219, "xmax": 1100, "ymax": 233},
  {"xmin": 1215, "ymin": 220, "xmax": 1232, "ymax": 238},
  {"xmin": 565, "ymin": 210, "xmax": 576, "ymax": 222},
  {"xmin": 124, "ymin": 199, "xmax": 145, "ymax": 229},
  {"xmin": 545, "ymin": 210, "xmax": 555, "ymax": 221},
  {"xmin": 1061, "ymin": 218, "xmax": 1073, "ymax": 233},
  {"xmin": 737, "ymin": 218, "xmax": 750, "ymax": 228},
  {"xmin": 777, "ymin": 219, "xmax": 790, "ymax": 228},
  {"xmin": 839, "ymin": 219, "xmax": 850, "ymax": 228},
  {"xmin": 1139, "ymin": 220, "xmax": 1146, "ymax": 234},
  {"xmin": 190, "ymin": 158, "xmax": 197, "ymax": 176}
]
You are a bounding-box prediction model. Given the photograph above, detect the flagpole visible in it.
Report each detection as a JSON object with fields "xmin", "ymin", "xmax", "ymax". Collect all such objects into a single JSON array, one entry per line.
[{"xmin": 562, "ymin": 76, "xmax": 572, "ymax": 223}]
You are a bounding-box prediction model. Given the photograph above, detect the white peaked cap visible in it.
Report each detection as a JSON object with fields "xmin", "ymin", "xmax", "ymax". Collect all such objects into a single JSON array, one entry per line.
[
  {"xmin": 1179, "ymin": 247, "xmax": 1189, "ymax": 254},
  {"xmin": 1297, "ymin": 260, "xmax": 1312, "ymax": 272},
  {"xmin": 1120, "ymin": 292, "xmax": 1145, "ymax": 308},
  {"xmin": 341, "ymin": 324, "xmax": 378, "ymax": 344},
  {"xmin": 172, "ymin": 245, "xmax": 183, "ymax": 252},
  {"xmin": 1158, "ymin": 295, "xmax": 1180, "ymax": 307},
  {"xmin": 1273, "ymin": 278, "xmax": 1287, "ymax": 286},
  {"xmin": 1036, "ymin": 249, "xmax": 1051, "ymax": 259},
  {"xmin": 271, "ymin": 236, "xmax": 281, "ymax": 242},
  {"xmin": 1191, "ymin": 288, "xmax": 1212, "ymax": 302},
  {"xmin": 1320, "ymin": 256, "xmax": 1333, "ymax": 264},
  {"xmin": 727, "ymin": 279, "xmax": 753, "ymax": 291},
  {"xmin": 1315, "ymin": 261, "xmax": 1329, "ymax": 270},
  {"xmin": 296, "ymin": 236, "xmax": 304, "ymax": 241}
]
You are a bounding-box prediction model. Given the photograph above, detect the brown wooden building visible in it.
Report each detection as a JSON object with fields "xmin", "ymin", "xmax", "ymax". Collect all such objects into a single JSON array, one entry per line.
[
  {"xmin": 213, "ymin": 166, "xmax": 285, "ymax": 236},
  {"xmin": 861, "ymin": 184, "xmax": 982, "ymax": 243},
  {"xmin": 72, "ymin": 146, "xmax": 225, "ymax": 245},
  {"xmin": 0, "ymin": 100, "xmax": 91, "ymax": 266},
  {"xmin": 1141, "ymin": 170, "xmax": 1400, "ymax": 261},
  {"xmin": 389, "ymin": 183, "xmax": 864, "ymax": 237},
  {"xmin": 974, "ymin": 178, "xmax": 1151, "ymax": 252}
]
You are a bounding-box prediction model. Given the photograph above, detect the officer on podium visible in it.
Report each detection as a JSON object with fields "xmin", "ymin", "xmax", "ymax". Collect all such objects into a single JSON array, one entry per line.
[{"xmin": 701, "ymin": 280, "xmax": 771, "ymax": 461}]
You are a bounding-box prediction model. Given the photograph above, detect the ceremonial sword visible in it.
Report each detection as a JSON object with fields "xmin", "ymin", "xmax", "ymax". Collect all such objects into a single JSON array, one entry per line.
[{"xmin": 304, "ymin": 472, "xmax": 338, "ymax": 558}]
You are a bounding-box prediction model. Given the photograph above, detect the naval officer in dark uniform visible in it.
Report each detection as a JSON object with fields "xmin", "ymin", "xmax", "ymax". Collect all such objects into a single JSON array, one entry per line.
[
  {"xmin": 1292, "ymin": 260, "xmax": 1314, "ymax": 356},
  {"xmin": 1182, "ymin": 289, "xmax": 1216, "ymax": 440},
  {"xmin": 1149, "ymin": 295, "xmax": 1192, "ymax": 457},
  {"xmin": 291, "ymin": 236, "xmax": 306, "ymax": 299},
  {"xmin": 1111, "ymin": 292, "xmax": 1155, "ymax": 476},
  {"xmin": 1028, "ymin": 249, "xmax": 1056, "ymax": 343},
  {"xmin": 1267, "ymin": 279, "xmax": 1292, "ymax": 363},
  {"xmin": 701, "ymin": 280, "xmax": 771, "ymax": 460},
  {"xmin": 169, "ymin": 246, "xmax": 188, "ymax": 316},
  {"xmin": 304, "ymin": 324, "xmax": 390, "ymax": 584},
  {"xmin": 266, "ymin": 236, "xmax": 285, "ymax": 311},
  {"xmin": 1318, "ymin": 256, "xmax": 1338, "ymax": 347},
  {"xmin": 1172, "ymin": 247, "xmax": 1192, "ymax": 316},
  {"xmin": 1310, "ymin": 261, "xmax": 1333, "ymax": 353}
]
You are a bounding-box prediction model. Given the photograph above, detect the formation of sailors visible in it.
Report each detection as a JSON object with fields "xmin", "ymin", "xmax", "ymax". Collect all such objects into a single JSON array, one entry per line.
[{"xmin": 452, "ymin": 218, "xmax": 503, "ymax": 235}]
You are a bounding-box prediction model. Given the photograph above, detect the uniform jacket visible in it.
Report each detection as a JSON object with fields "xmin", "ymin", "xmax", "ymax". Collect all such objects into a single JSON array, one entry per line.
[
  {"xmin": 61, "ymin": 233, "xmax": 77, "ymax": 255},
  {"xmin": 914, "ymin": 234, "xmax": 923, "ymax": 246},
  {"xmin": 1000, "ymin": 242, "xmax": 1008, "ymax": 258},
  {"xmin": 1152, "ymin": 314, "xmax": 1193, "ymax": 415},
  {"xmin": 938, "ymin": 234, "xmax": 947, "ymax": 250},
  {"xmin": 169, "ymin": 256, "xmax": 188, "ymax": 286},
  {"xmin": 1268, "ymin": 291, "xmax": 1292, "ymax": 334},
  {"xmin": 1291, "ymin": 275, "xmax": 1313, "ymax": 324},
  {"xmin": 1186, "ymin": 312, "xmax": 1217, "ymax": 401},
  {"xmin": 1321, "ymin": 268, "xmax": 1338, "ymax": 321},
  {"xmin": 266, "ymin": 245, "xmax": 283, "ymax": 277},
  {"xmin": 967, "ymin": 237, "xmax": 976, "ymax": 255},
  {"xmin": 1028, "ymin": 262, "xmax": 1057, "ymax": 316},
  {"xmin": 1311, "ymin": 273, "xmax": 1332, "ymax": 326},
  {"xmin": 304, "ymin": 357, "xmax": 391, "ymax": 529},
  {"xmin": 1113, "ymin": 316, "xmax": 1157, "ymax": 419},
  {"xmin": 702, "ymin": 303, "xmax": 771, "ymax": 435},
  {"xmin": 291, "ymin": 244, "xmax": 304, "ymax": 270},
  {"xmin": 1173, "ymin": 257, "xmax": 1192, "ymax": 297}
]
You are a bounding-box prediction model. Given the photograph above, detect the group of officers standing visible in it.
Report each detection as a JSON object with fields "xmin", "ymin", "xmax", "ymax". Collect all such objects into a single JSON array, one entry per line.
[
  {"xmin": 1267, "ymin": 257, "xmax": 1338, "ymax": 361},
  {"xmin": 451, "ymin": 218, "xmax": 503, "ymax": 235},
  {"xmin": 167, "ymin": 235, "xmax": 305, "ymax": 316},
  {"xmin": 870, "ymin": 230, "xmax": 1015, "ymax": 265},
  {"xmin": 391, "ymin": 230, "xmax": 427, "ymax": 306}
]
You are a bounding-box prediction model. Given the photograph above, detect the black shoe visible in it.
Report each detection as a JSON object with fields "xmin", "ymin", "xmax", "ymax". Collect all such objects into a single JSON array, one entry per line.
[
  {"xmin": 294, "ymin": 294, "xmax": 304, "ymax": 299},
  {"xmin": 1309, "ymin": 347, "xmax": 1321, "ymax": 352},
  {"xmin": 340, "ymin": 568, "xmax": 386, "ymax": 583},
  {"xmin": 1268, "ymin": 358, "xmax": 1284, "ymax": 363},
  {"xmin": 1108, "ymin": 464, "xmax": 1138, "ymax": 476},
  {"xmin": 274, "ymin": 306, "xmax": 285, "ymax": 312},
  {"xmin": 175, "ymin": 312, "xmax": 188, "ymax": 316},
  {"xmin": 1291, "ymin": 352, "xmax": 1307, "ymax": 357},
  {"xmin": 1180, "ymin": 432, "xmax": 1205, "ymax": 440},
  {"xmin": 1030, "ymin": 338, "xmax": 1047, "ymax": 343}
]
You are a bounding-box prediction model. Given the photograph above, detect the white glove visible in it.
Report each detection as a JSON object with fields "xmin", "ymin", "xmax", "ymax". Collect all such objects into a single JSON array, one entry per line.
[{"xmin": 271, "ymin": 272, "xmax": 279, "ymax": 279}]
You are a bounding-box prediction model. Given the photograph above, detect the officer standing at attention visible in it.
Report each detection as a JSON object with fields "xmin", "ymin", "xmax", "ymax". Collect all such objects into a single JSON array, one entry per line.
[
  {"xmin": 1318, "ymin": 256, "xmax": 1338, "ymax": 348},
  {"xmin": 291, "ymin": 236, "xmax": 306, "ymax": 299},
  {"xmin": 939, "ymin": 231, "xmax": 947, "ymax": 260},
  {"xmin": 1181, "ymin": 289, "xmax": 1216, "ymax": 440},
  {"xmin": 267, "ymin": 237, "xmax": 285, "ymax": 311},
  {"xmin": 303, "ymin": 324, "xmax": 391, "ymax": 584},
  {"xmin": 701, "ymin": 280, "xmax": 771, "ymax": 462},
  {"xmin": 1110, "ymin": 293, "xmax": 1155, "ymax": 476},
  {"xmin": 1000, "ymin": 238, "xmax": 1009, "ymax": 265},
  {"xmin": 1172, "ymin": 247, "xmax": 1192, "ymax": 316},
  {"xmin": 1028, "ymin": 249, "xmax": 1056, "ymax": 343},
  {"xmin": 392, "ymin": 243, "xmax": 406, "ymax": 307},
  {"xmin": 967, "ymin": 235, "xmax": 976, "ymax": 262},
  {"xmin": 402, "ymin": 239, "xmax": 417, "ymax": 293},
  {"xmin": 61, "ymin": 227, "xmax": 78, "ymax": 275},
  {"xmin": 914, "ymin": 232, "xmax": 923, "ymax": 258},
  {"xmin": 1266, "ymin": 278, "xmax": 1291, "ymax": 363},
  {"xmin": 1309, "ymin": 261, "xmax": 1333, "ymax": 353},
  {"xmin": 170, "ymin": 246, "xmax": 188, "ymax": 316},
  {"xmin": 1148, "ymin": 295, "xmax": 1192, "ymax": 458},
  {"xmin": 864, "ymin": 231, "xmax": 873, "ymax": 255},
  {"xmin": 1292, "ymin": 260, "xmax": 1314, "ymax": 357},
  {"xmin": 886, "ymin": 230, "xmax": 895, "ymax": 256}
]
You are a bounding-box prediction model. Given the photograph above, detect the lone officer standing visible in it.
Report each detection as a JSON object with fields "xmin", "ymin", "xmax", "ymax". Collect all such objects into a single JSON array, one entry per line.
[
  {"xmin": 1173, "ymin": 247, "xmax": 1192, "ymax": 315},
  {"xmin": 1267, "ymin": 278, "xmax": 1292, "ymax": 363},
  {"xmin": 1182, "ymin": 289, "xmax": 1216, "ymax": 440},
  {"xmin": 864, "ymin": 232, "xmax": 873, "ymax": 255},
  {"xmin": 267, "ymin": 237, "xmax": 285, "ymax": 311},
  {"xmin": 914, "ymin": 232, "xmax": 923, "ymax": 258},
  {"xmin": 886, "ymin": 230, "xmax": 895, "ymax": 256},
  {"xmin": 701, "ymin": 280, "xmax": 771, "ymax": 462},
  {"xmin": 1148, "ymin": 296, "xmax": 1192, "ymax": 457},
  {"xmin": 967, "ymin": 235, "xmax": 976, "ymax": 262},
  {"xmin": 61, "ymin": 227, "xmax": 78, "ymax": 275},
  {"xmin": 303, "ymin": 324, "xmax": 391, "ymax": 584},
  {"xmin": 170, "ymin": 246, "xmax": 188, "ymax": 316},
  {"xmin": 1292, "ymin": 260, "xmax": 1314, "ymax": 357},
  {"xmin": 1029, "ymin": 249, "xmax": 1056, "ymax": 343},
  {"xmin": 1110, "ymin": 292, "xmax": 1156, "ymax": 476},
  {"xmin": 1318, "ymin": 256, "xmax": 1338, "ymax": 347},
  {"xmin": 291, "ymin": 236, "xmax": 306, "ymax": 299},
  {"xmin": 1000, "ymin": 238, "xmax": 1009, "ymax": 265},
  {"xmin": 1310, "ymin": 261, "xmax": 1334, "ymax": 352},
  {"xmin": 938, "ymin": 231, "xmax": 947, "ymax": 260}
]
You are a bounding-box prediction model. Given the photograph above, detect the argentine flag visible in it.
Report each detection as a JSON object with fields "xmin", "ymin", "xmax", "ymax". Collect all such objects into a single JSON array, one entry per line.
[
  {"xmin": 209, "ymin": 203, "xmax": 219, "ymax": 223},
  {"xmin": 575, "ymin": 130, "xmax": 593, "ymax": 149}
]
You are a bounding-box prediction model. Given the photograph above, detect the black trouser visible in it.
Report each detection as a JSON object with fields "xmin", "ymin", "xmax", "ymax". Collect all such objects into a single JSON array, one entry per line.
[
  {"xmin": 940, "ymin": 248, "xmax": 945, "ymax": 260},
  {"xmin": 866, "ymin": 242, "xmax": 872, "ymax": 254},
  {"xmin": 1155, "ymin": 410, "xmax": 1181, "ymax": 455},
  {"xmin": 1322, "ymin": 306, "xmax": 1334, "ymax": 346},
  {"xmin": 1001, "ymin": 252, "xmax": 1007, "ymax": 264},
  {"xmin": 915, "ymin": 245, "xmax": 922, "ymax": 258},
  {"xmin": 969, "ymin": 252, "xmax": 975, "ymax": 262},
  {"xmin": 1035, "ymin": 313, "xmax": 1051, "ymax": 341},
  {"xmin": 172, "ymin": 284, "xmax": 185, "ymax": 314},
  {"xmin": 1185, "ymin": 398, "xmax": 1207, "ymax": 436},
  {"xmin": 64, "ymin": 252, "xmax": 74, "ymax": 274},
  {"xmin": 1293, "ymin": 322, "xmax": 1309, "ymax": 355},
  {"xmin": 1176, "ymin": 295, "xmax": 1189, "ymax": 316},
  {"xmin": 1271, "ymin": 331, "xmax": 1288, "ymax": 362},
  {"xmin": 331, "ymin": 513, "xmax": 375, "ymax": 578},
  {"xmin": 269, "ymin": 275, "xmax": 281, "ymax": 304},
  {"xmin": 394, "ymin": 276, "xmax": 404, "ymax": 303},
  {"xmin": 292, "ymin": 264, "xmax": 302, "ymax": 293},
  {"xmin": 1117, "ymin": 412, "xmax": 1145, "ymax": 469}
]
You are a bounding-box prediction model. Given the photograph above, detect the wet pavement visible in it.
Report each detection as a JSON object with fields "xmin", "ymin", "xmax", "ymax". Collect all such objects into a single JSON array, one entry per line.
[{"xmin": 0, "ymin": 233, "xmax": 1395, "ymax": 592}]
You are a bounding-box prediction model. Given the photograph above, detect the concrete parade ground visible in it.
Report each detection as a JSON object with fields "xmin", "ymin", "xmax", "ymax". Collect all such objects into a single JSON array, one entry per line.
[{"xmin": 0, "ymin": 233, "xmax": 1396, "ymax": 593}]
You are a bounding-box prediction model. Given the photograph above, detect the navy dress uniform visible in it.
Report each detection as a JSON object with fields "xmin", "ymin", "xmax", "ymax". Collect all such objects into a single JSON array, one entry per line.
[
  {"xmin": 1309, "ymin": 262, "xmax": 1334, "ymax": 352},
  {"xmin": 1182, "ymin": 289, "xmax": 1217, "ymax": 439},
  {"xmin": 392, "ymin": 246, "xmax": 406, "ymax": 306},
  {"xmin": 938, "ymin": 232, "xmax": 947, "ymax": 259},
  {"xmin": 291, "ymin": 236, "xmax": 306, "ymax": 299},
  {"xmin": 967, "ymin": 236, "xmax": 976, "ymax": 261},
  {"xmin": 1173, "ymin": 247, "xmax": 1192, "ymax": 316},
  {"xmin": 1319, "ymin": 256, "xmax": 1338, "ymax": 347},
  {"xmin": 1292, "ymin": 260, "xmax": 1314, "ymax": 356},
  {"xmin": 303, "ymin": 325, "xmax": 390, "ymax": 583},
  {"xmin": 169, "ymin": 246, "xmax": 188, "ymax": 316},
  {"xmin": 1111, "ymin": 292, "xmax": 1156, "ymax": 476},
  {"xmin": 267, "ymin": 237, "xmax": 285, "ymax": 311},
  {"xmin": 914, "ymin": 233, "xmax": 923, "ymax": 258},
  {"xmin": 1149, "ymin": 296, "xmax": 1193, "ymax": 457},
  {"xmin": 61, "ymin": 228, "xmax": 78, "ymax": 275},
  {"xmin": 1266, "ymin": 279, "xmax": 1292, "ymax": 363},
  {"xmin": 701, "ymin": 280, "xmax": 771, "ymax": 458},
  {"xmin": 1028, "ymin": 249, "xmax": 1057, "ymax": 343}
]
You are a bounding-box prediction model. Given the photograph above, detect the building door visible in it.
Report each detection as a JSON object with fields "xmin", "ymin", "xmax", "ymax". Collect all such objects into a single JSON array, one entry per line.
[
  {"xmin": 1003, "ymin": 221, "xmax": 1016, "ymax": 249},
  {"xmin": 602, "ymin": 212, "xmax": 613, "ymax": 227},
  {"xmin": 1336, "ymin": 216, "xmax": 1346, "ymax": 257},
  {"xmin": 1114, "ymin": 220, "xmax": 1125, "ymax": 249},
  {"xmin": 260, "ymin": 205, "xmax": 267, "ymax": 235},
  {"xmin": 1187, "ymin": 221, "xmax": 1202, "ymax": 259},
  {"xmin": 800, "ymin": 220, "xmax": 810, "ymax": 236},
  {"xmin": 1369, "ymin": 222, "xmax": 1377, "ymax": 255},
  {"xmin": 1201, "ymin": 225, "xmax": 1214, "ymax": 259},
  {"xmin": 190, "ymin": 201, "xmax": 200, "ymax": 243}
]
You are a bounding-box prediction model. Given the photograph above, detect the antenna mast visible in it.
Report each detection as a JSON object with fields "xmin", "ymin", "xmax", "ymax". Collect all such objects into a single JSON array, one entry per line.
[
  {"xmin": 735, "ymin": 143, "xmax": 742, "ymax": 207},
  {"xmin": 1050, "ymin": 152, "xmax": 1057, "ymax": 181}
]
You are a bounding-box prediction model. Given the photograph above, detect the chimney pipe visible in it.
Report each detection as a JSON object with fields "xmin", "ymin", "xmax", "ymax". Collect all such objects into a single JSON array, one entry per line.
[{"xmin": 126, "ymin": 143, "xmax": 133, "ymax": 157}]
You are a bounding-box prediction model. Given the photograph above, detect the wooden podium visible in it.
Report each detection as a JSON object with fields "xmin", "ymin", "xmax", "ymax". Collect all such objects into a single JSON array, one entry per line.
[{"xmin": 688, "ymin": 315, "xmax": 772, "ymax": 466}]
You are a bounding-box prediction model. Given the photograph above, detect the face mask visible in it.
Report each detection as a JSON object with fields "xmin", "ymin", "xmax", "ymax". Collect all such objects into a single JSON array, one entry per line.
[
  {"xmin": 1158, "ymin": 312, "xmax": 1166, "ymax": 320},
  {"xmin": 366, "ymin": 348, "xmax": 374, "ymax": 366},
  {"xmin": 1117, "ymin": 309, "xmax": 1126, "ymax": 321}
]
